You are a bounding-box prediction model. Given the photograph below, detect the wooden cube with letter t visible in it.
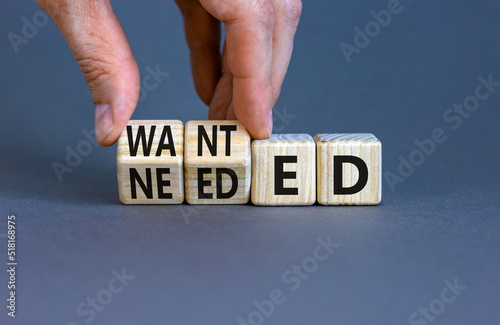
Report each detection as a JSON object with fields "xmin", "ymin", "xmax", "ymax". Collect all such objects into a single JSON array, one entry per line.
[
  {"xmin": 116, "ymin": 120, "xmax": 184, "ymax": 204},
  {"xmin": 251, "ymin": 134, "xmax": 316, "ymax": 206},
  {"xmin": 315, "ymin": 134, "xmax": 381, "ymax": 205},
  {"xmin": 184, "ymin": 121, "xmax": 251, "ymax": 204}
]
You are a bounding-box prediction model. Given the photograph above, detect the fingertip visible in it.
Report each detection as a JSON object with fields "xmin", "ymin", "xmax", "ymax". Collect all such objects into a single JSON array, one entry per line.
[
  {"xmin": 95, "ymin": 98, "xmax": 137, "ymax": 147},
  {"xmin": 248, "ymin": 125, "xmax": 271, "ymax": 140},
  {"xmin": 93, "ymin": 65, "xmax": 139, "ymax": 147},
  {"xmin": 95, "ymin": 104, "xmax": 114, "ymax": 146},
  {"xmin": 236, "ymin": 106, "xmax": 273, "ymax": 140},
  {"xmin": 232, "ymin": 75, "xmax": 273, "ymax": 140}
]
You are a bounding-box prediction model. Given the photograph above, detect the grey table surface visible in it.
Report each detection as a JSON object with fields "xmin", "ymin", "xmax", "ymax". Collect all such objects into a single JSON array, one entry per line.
[{"xmin": 1, "ymin": 0, "xmax": 499, "ymax": 324}]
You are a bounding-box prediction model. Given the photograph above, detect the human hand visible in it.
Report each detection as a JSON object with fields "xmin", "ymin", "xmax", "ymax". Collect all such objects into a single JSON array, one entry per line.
[{"xmin": 36, "ymin": 0, "xmax": 302, "ymax": 146}]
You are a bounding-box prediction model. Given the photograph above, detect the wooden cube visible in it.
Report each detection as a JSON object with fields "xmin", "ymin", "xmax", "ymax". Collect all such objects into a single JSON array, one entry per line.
[
  {"xmin": 117, "ymin": 120, "xmax": 184, "ymax": 204},
  {"xmin": 184, "ymin": 121, "xmax": 251, "ymax": 204},
  {"xmin": 251, "ymin": 134, "xmax": 316, "ymax": 206},
  {"xmin": 315, "ymin": 134, "xmax": 381, "ymax": 205}
]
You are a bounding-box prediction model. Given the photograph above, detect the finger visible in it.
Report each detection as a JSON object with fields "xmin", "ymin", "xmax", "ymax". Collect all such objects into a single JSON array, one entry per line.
[
  {"xmin": 209, "ymin": 72, "xmax": 233, "ymax": 119},
  {"xmin": 175, "ymin": 0, "xmax": 222, "ymax": 105},
  {"xmin": 269, "ymin": 0, "xmax": 302, "ymax": 101},
  {"xmin": 36, "ymin": 0, "xmax": 140, "ymax": 146},
  {"xmin": 209, "ymin": 41, "xmax": 233, "ymax": 120},
  {"xmin": 226, "ymin": 102, "xmax": 236, "ymax": 120},
  {"xmin": 199, "ymin": 0, "xmax": 275, "ymax": 139}
]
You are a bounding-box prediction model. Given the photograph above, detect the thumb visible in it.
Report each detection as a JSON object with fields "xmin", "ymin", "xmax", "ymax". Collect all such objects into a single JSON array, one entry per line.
[{"xmin": 37, "ymin": 0, "xmax": 140, "ymax": 146}]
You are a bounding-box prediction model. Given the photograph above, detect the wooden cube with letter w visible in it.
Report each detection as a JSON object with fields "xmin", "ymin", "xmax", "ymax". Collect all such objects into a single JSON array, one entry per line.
[{"xmin": 116, "ymin": 120, "xmax": 184, "ymax": 204}]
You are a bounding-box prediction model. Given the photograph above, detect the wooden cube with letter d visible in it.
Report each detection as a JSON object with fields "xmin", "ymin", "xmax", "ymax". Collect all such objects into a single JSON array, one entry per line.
[
  {"xmin": 184, "ymin": 121, "xmax": 251, "ymax": 204},
  {"xmin": 117, "ymin": 120, "xmax": 184, "ymax": 204},
  {"xmin": 315, "ymin": 134, "xmax": 381, "ymax": 205}
]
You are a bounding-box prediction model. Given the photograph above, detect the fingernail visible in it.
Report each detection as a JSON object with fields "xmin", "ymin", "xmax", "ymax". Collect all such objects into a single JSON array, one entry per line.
[
  {"xmin": 95, "ymin": 104, "xmax": 114, "ymax": 142},
  {"xmin": 267, "ymin": 109, "xmax": 273, "ymax": 138}
]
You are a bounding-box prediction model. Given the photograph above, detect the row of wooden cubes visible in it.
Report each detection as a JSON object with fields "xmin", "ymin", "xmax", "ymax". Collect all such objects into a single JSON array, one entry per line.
[{"xmin": 117, "ymin": 120, "xmax": 382, "ymax": 206}]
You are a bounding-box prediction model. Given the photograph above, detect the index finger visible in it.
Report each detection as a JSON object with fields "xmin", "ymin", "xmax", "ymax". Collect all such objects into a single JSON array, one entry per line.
[{"xmin": 200, "ymin": 0, "xmax": 275, "ymax": 139}]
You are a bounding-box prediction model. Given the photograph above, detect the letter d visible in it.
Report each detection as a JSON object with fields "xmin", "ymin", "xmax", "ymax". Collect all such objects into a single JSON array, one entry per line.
[{"xmin": 334, "ymin": 156, "xmax": 369, "ymax": 195}]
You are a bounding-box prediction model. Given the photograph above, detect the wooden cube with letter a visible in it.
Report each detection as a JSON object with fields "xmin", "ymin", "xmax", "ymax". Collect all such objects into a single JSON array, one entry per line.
[
  {"xmin": 117, "ymin": 120, "xmax": 184, "ymax": 204},
  {"xmin": 251, "ymin": 134, "xmax": 316, "ymax": 206},
  {"xmin": 315, "ymin": 134, "xmax": 381, "ymax": 205},
  {"xmin": 184, "ymin": 121, "xmax": 251, "ymax": 204}
]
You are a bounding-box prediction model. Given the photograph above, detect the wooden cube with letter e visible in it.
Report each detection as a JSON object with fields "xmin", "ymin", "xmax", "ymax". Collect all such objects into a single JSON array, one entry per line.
[
  {"xmin": 184, "ymin": 121, "xmax": 251, "ymax": 204},
  {"xmin": 315, "ymin": 134, "xmax": 381, "ymax": 205},
  {"xmin": 251, "ymin": 134, "xmax": 316, "ymax": 206},
  {"xmin": 116, "ymin": 120, "xmax": 184, "ymax": 204}
]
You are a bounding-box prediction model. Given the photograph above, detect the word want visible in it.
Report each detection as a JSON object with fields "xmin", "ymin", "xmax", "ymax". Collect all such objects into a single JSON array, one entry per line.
[{"xmin": 117, "ymin": 121, "xmax": 382, "ymax": 206}]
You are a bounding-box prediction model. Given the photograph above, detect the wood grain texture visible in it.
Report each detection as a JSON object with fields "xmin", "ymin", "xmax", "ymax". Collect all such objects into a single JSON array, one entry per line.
[
  {"xmin": 184, "ymin": 121, "xmax": 251, "ymax": 204},
  {"xmin": 117, "ymin": 120, "xmax": 184, "ymax": 204},
  {"xmin": 315, "ymin": 133, "xmax": 381, "ymax": 205},
  {"xmin": 251, "ymin": 134, "xmax": 316, "ymax": 206}
]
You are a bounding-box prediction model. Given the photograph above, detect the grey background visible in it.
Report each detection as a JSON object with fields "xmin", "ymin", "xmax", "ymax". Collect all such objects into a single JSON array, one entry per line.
[{"xmin": 1, "ymin": 0, "xmax": 499, "ymax": 324}]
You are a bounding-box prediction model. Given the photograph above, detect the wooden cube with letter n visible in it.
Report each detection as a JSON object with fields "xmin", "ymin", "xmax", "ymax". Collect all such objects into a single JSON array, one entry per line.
[
  {"xmin": 184, "ymin": 121, "xmax": 251, "ymax": 204},
  {"xmin": 315, "ymin": 134, "xmax": 382, "ymax": 205},
  {"xmin": 251, "ymin": 134, "xmax": 316, "ymax": 206},
  {"xmin": 117, "ymin": 120, "xmax": 184, "ymax": 204}
]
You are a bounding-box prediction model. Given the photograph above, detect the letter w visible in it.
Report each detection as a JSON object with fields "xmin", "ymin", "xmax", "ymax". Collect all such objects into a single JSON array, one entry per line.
[{"xmin": 127, "ymin": 125, "xmax": 156, "ymax": 156}]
